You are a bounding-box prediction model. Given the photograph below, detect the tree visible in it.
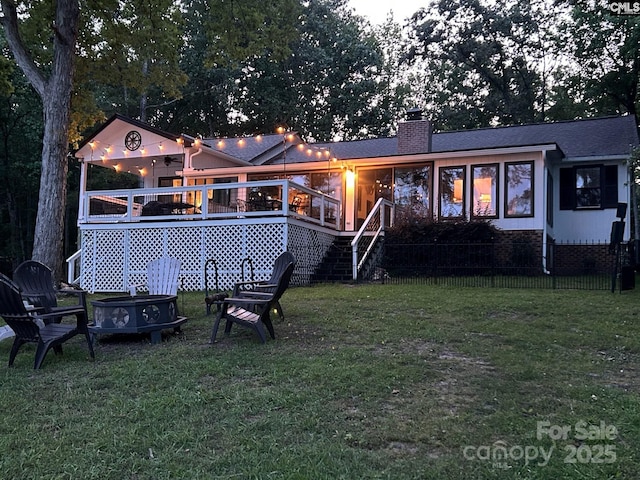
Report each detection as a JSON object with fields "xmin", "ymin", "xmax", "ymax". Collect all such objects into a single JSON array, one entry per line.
[
  {"xmin": 234, "ymin": 0, "xmax": 399, "ymax": 140},
  {"xmin": 404, "ymin": 0, "xmax": 564, "ymax": 129},
  {"xmin": 79, "ymin": 0, "xmax": 188, "ymax": 124},
  {"xmin": 0, "ymin": 61, "xmax": 43, "ymax": 267},
  {"xmin": 556, "ymin": 0, "xmax": 639, "ymax": 118},
  {"xmin": 0, "ymin": 0, "xmax": 79, "ymax": 279}
]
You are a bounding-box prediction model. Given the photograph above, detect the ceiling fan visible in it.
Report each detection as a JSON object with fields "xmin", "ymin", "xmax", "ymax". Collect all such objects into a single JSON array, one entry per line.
[{"xmin": 163, "ymin": 156, "xmax": 180, "ymax": 166}]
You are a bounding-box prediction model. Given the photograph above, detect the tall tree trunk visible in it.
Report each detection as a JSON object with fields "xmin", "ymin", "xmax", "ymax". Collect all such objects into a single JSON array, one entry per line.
[{"xmin": 1, "ymin": 0, "xmax": 79, "ymax": 281}]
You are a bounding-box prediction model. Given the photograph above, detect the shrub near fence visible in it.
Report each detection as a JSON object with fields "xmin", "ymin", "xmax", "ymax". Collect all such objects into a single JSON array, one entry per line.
[{"xmin": 378, "ymin": 240, "xmax": 627, "ymax": 290}]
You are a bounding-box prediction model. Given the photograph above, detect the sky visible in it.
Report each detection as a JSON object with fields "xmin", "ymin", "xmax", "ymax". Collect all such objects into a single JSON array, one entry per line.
[{"xmin": 347, "ymin": 0, "xmax": 427, "ymax": 25}]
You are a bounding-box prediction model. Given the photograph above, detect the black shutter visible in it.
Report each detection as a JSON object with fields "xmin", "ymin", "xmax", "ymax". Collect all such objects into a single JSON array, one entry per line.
[
  {"xmin": 559, "ymin": 168, "xmax": 575, "ymax": 210},
  {"xmin": 602, "ymin": 165, "xmax": 618, "ymax": 209}
]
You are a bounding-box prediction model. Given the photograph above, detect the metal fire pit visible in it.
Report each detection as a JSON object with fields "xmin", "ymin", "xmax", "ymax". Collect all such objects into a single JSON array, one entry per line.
[{"xmin": 90, "ymin": 295, "xmax": 187, "ymax": 344}]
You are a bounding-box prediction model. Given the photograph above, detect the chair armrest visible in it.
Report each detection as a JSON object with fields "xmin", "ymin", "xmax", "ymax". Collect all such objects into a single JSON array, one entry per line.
[
  {"xmin": 58, "ymin": 288, "xmax": 87, "ymax": 302},
  {"xmin": 232, "ymin": 280, "xmax": 268, "ymax": 296},
  {"xmin": 35, "ymin": 307, "xmax": 88, "ymax": 328},
  {"xmin": 236, "ymin": 291, "xmax": 273, "ymax": 299},
  {"xmin": 223, "ymin": 296, "xmax": 271, "ymax": 309},
  {"xmin": 251, "ymin": 284, "xmax": 277, "ymax": 293},
  {"xmin": 58, "ymin": 288, "xmax": 86, "ymax": 296}
]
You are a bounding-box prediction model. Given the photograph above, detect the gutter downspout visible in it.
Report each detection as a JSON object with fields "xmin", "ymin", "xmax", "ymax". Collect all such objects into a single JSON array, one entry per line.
[
  {"xmin": 542, "ymin": 151, "xmax": 550, "ymax": 274},
  {"xmin": 181, "ymin": 147, "xmax": 203, "ymax": 184}
]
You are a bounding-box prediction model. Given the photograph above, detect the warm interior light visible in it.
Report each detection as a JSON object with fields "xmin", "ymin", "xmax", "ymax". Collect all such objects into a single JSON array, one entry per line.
[
  {"xmin": 474, "ymin": 177, "xmax": 493, "ymax": 206},
  {"xmin": 453, "ymin": 178, "xmax": 463, "ymax": 203}
]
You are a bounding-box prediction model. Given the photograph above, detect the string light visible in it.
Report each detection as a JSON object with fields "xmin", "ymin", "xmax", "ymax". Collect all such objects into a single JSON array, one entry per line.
[{"xmin": 89, "ymin": 126, "xmax": 346, "ymax": 181}]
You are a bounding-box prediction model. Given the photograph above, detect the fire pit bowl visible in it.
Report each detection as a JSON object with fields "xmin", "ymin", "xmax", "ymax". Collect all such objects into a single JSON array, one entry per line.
[{"xmin": 90, "ymin": 295, "xmax": 187, "ymax": 344}]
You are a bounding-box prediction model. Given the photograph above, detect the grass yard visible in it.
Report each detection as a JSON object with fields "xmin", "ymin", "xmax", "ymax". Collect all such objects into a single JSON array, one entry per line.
[{"xmin": 1, "ymin": 283, "xmax": 639, "ymax": 479}]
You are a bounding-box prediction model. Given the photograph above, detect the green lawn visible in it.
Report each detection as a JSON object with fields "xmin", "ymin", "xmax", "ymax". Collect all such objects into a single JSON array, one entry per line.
[{"xmin": 1, "ymin": 284, "xmax": 639, "ymax": 479}]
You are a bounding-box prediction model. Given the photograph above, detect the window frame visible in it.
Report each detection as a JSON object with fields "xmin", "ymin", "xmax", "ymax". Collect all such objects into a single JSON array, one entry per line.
[
  {"xmin": 470, "ymin": 163, "xmax": 499, "ymax": 219},
  {"xmin": 438, "ymin": 165, "xmax": 466, "ymax": 219},
  {"xmin": 504, "ymin": 161, "xmax": 534, "ymax": 218},
  {"xmin": 559, "ymin": 164, "xmax": 618, "ymax": 211},
  {"xmin": 393, "ymin": 163, "xmax": 433, "ymax": 218}
]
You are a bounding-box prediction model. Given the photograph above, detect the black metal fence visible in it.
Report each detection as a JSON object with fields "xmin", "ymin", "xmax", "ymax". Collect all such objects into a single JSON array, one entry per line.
[{"xmin": 368, "ymin": 241, "xmax": 634, "ymax": 291}]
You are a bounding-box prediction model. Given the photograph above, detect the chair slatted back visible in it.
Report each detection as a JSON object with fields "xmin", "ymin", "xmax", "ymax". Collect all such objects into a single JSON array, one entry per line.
[
  {"xmin": 267, "ymin": 252, "xmax": 296, "ymax": 285},
  {"xmin": 0, "ymin": 274, "xmax": 40, "ymax": 342},
  {"xmin": 266, "ymin": 261, "xmax": 295, "ymax": 310},
  {"xmin": 13, "ymin": 261, "xmax": 58, "ymax": 312},
  {"xmin": 147, "ymin": 257, "xmax": 181, "ymax": 295}
]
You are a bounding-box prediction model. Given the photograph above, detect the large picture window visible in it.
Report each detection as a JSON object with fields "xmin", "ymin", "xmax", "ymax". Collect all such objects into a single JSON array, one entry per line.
[
  {"xmin": 559, "ymin": 165, "xmax": 618, "ymax": 210},
  {"xmin": 394, "ymin": 164, "xmax": 432, "ymax": 218},
  {"xmin": 471, "ymin": 164, "xmax": 498, "ymax": 218},
  {"xmin": 439, "ymin": 166, "xmax": 465, "ymax": 219},
  {"xmin": 505, "ymin": 162, "xmax": 533, "ymax": 217}
]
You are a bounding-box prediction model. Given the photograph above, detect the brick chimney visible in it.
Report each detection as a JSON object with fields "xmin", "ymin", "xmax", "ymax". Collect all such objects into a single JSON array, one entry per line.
[{"xmin": 397, "ymin": 108, "xmax": 432, "ymax": 155}]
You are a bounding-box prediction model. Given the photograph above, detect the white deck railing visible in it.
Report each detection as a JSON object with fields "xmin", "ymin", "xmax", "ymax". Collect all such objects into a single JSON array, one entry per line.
[{"xmin": 81, "ymin": 180, "xmax": 341, "ymax": 229}]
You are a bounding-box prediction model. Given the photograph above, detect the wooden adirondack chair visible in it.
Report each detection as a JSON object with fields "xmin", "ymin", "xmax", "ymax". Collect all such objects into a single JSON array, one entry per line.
[
  {"xmin": 231, "ymin": 251, "xmax": 296, "ymax": 321},
  {"xmin": 0, "ymin": 274, "xmax": 95, "ymax": 369},
  {"xmin": 130, "ymin": 257, "xmax": 181, "ymax": 296},
  {"xmin": 211, "ymin": 261, "xmax": 294, "ymax": 344},
  {"xmin": 14, "ymin": 260, "xmax": 89, "ymax": 322}
]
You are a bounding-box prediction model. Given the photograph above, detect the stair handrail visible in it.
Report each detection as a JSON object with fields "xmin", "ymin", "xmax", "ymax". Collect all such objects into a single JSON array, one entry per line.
[
  {"xmin": 66, "ymin": 249, "xmax": 82, "ymax": 285},
  {"xmin": 351, "ymin": 198, "xmax": 394, "ymax": 281}
]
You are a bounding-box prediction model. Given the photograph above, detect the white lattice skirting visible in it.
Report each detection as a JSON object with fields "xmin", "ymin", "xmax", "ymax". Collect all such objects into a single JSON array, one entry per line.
[{"xmin": 79, "ymin": 218, "xmax": 336, "ymax": 293}]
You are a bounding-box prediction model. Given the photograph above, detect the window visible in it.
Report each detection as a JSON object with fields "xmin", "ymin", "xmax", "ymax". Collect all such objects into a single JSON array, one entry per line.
[
  {"xmin": 559, "ymin": 165, "xmax": 618, "ymax": 210},
  {"xmin": 394, "ymin": 164, "xmax": 432, "ymax": 218},
  {"xmin": 439, "ymin": 166, "xmax": 465, "ymax": 218},
  {"xmin": 158, "ymin": 176, "xmax": 182, "ymax": 203},
  {"xmin": 186, "ymin": 177, "xmax": 238, "ymax": 211},
  {"xmin": 471, "ymin": 164, "xmax": 498, "ymax": 218},
  {"xmin": 505, "ymin": 162, "xmax": 533, "ymax": 217}
]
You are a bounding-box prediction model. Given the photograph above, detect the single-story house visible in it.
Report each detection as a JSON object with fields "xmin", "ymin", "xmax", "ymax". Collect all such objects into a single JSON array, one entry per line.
[{"xmin": 72, "ymin": 112, "xmax": 639, "ymax": 292}]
